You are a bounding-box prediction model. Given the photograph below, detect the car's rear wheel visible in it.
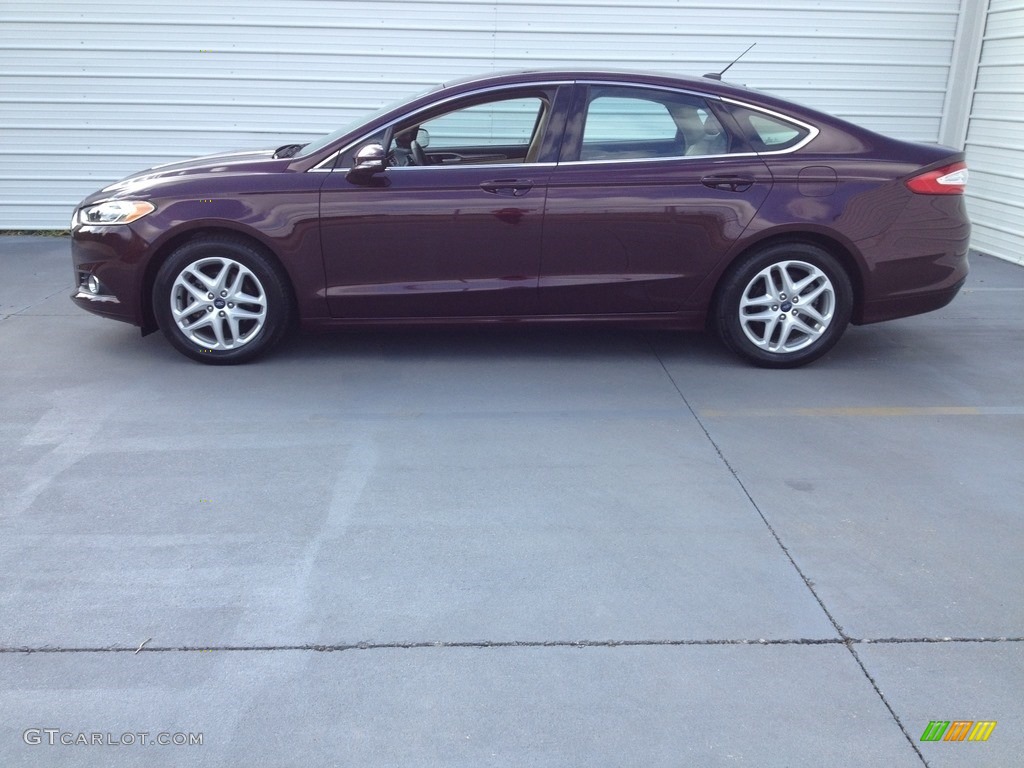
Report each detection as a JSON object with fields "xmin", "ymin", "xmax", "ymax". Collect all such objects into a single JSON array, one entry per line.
[
  {"xmin": 716, "ymin": 243, "xmax": 853, "ymax": 368},
  {"xmin": 153, "ymin": 236, "xmax": 292, "ymax": 364}
]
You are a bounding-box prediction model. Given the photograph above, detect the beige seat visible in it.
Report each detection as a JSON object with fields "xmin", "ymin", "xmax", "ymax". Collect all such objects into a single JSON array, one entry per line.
[{"xmin": 674, "ymin": 108, "xmax": 728, "ymax": 156}]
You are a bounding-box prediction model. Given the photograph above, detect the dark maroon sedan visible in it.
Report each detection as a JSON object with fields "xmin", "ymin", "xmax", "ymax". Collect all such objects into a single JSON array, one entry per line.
[{"xmin": 70, "ymin": 69, "xmax": 970, "ymax": 367}]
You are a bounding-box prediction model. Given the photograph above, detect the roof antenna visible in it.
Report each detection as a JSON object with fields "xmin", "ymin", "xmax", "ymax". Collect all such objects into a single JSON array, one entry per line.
[{"xmin": 704, "ymin": 43, "xmax": 756, "ymax": 81}]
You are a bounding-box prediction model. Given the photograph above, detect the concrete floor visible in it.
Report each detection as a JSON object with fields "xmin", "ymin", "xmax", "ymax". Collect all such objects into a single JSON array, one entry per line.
[{"xmin": 1, "ymin": 236, "xmax": 1021, "ymax": 767}]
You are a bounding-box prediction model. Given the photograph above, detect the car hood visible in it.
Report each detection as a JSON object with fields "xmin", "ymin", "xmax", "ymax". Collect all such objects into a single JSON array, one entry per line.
[{"xmin": 83, "ymin": 149, "xmax": 283, "ymax": 203}]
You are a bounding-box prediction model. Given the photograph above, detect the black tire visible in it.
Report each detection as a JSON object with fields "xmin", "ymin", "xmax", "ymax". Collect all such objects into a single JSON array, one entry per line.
[
  {"xmin": 153, "ymin": 236, "xmax": 293, "ymax": 365},
  {"xmin": 715, "ymin": 242, "xmax": 853, "ymax": 368}
]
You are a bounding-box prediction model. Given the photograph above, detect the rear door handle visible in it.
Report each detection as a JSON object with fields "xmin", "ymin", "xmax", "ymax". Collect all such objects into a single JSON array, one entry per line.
[
  {"xmin": 480, "ymin": 179, "xmax": 534, "ymax": 196},
  {"xmin": 701, "ymin": 174, "xmax": 755, "ymax": 193}
]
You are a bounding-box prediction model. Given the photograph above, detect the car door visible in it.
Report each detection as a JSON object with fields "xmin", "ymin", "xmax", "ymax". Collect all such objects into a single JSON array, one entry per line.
[
  {"xmin": 319, "ymin": 85, "xmax": 570, "ymax": 318},
  {"xmin": 539, "ymin": 83, "xmax": 774, "ymax": 315}
]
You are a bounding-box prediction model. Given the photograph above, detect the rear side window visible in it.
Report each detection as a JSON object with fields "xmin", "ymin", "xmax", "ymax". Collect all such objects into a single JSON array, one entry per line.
[
  {"xmin": 576, "ymin": 86, "xmax": 732, "ymax": 161},
  {"xmin": 583, "ymin": 96, "xmax": 680, "ymax": 144},
  {"xmin": 728, "ymin": 105, "xmax": 810, "ymax": 152}
]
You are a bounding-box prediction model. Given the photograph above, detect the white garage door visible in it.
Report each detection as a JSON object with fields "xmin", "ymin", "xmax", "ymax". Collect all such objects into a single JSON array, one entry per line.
[
  {"xmin": 964, "ymin": 0, "xmax": 1024, "ymax": 265},
  {"xmin": 0, "ymin": 0, "xmax": 962, "ymax": 229}
]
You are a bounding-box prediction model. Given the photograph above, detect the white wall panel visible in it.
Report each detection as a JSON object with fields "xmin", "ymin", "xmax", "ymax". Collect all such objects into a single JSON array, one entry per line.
[
  {"xmin": 0, "ymin": 0, "xmax": 964, "ymax": 228},
  {"xmin": 965, "ymin": 0, "xmax": 1024, "ymax": 265}
]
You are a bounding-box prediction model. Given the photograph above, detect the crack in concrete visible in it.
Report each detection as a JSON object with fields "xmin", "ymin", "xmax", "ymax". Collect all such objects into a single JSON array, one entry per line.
[
  {"xmin": 3, "ymin": 636, "xmax": 1022, "ymax": 654},
  {"xmin": 647, "ymin": 340, "xmax": 935, "ymax": 768},
  {"xmin": 5, "ymin": 285, "xmax": 75, "ymax": 318}
]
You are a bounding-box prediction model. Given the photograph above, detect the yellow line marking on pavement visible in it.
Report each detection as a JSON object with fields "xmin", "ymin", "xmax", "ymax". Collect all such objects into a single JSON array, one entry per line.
[{"xmin": 700, "ymin": 406, "xmax": 1024, "ymax": 418}]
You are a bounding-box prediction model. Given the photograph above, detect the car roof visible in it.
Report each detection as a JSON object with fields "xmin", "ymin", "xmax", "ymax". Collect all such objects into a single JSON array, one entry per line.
[{"xmin": 440, "ymin": 68, "xmax": 758, "ymax": 100}]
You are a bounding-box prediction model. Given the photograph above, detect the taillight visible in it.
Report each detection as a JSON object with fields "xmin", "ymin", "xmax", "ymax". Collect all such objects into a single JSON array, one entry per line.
[{"xmin": 906, "ymin": 162, "xmax": 968, "ymax": 195}]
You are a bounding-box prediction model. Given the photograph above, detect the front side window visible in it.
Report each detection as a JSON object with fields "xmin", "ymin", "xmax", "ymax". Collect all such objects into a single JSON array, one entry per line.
[
  {"xmin": 577, "ymin": 86, "xmax": 731, "ymax": 161},
  {"xmin": 421, "ymin": 97, "xmax": 545, "ymax": 149},
  {"xmin": 387, "ymin": 93, "xmax": 552, "ymax": 166}
]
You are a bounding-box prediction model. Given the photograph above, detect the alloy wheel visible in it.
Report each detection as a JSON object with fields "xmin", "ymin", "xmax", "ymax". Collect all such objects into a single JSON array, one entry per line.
[
  {"xmin": 737, "ymin": 260, "xmax": 836, "ymax": 354},
  {"xmin": 170, "ymin": 257, "xmax": 268, "ymax": 350}
]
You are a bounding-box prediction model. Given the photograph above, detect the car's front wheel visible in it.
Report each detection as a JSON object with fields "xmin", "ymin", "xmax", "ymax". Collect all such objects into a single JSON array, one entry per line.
[
  {"xmin": 715, "ymin": 243, "xmax": 853, "ymax": 368},
  {"xmin": 153, "ymin": 236, "xmax": 292, "ymax": 364}
]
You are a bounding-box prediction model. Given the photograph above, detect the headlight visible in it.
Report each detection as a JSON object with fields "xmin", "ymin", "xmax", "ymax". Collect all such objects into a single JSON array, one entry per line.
[{"xmin": 78, "ymin": 200, "xmax": 155, "ymax": 225}]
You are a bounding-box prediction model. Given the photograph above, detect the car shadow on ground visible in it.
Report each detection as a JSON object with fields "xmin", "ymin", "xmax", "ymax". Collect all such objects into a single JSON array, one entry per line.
[
  {"xmin": 99, "ymin": 320, "xmax": 942, "ymax": 372},
  {"xmin": 278, "ymin": 326, "xmax": 717, "ymax": 363}
]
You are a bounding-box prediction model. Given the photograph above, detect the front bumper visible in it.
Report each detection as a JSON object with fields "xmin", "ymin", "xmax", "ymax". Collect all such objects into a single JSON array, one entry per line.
[{"xmin": 70, "ymin": 223, "xmax": 150, "ymax": 327}]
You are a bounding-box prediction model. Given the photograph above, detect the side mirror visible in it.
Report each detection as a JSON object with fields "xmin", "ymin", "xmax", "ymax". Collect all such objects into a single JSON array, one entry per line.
[{"xmin": 350, "ymin": 143, "xmax": 387, "ymax": 176}]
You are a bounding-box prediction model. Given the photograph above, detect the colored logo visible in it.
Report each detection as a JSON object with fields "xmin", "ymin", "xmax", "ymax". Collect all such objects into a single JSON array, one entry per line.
[{"xmin": 920, "ymin": 721, "xmax": 996, "ymax": 742}]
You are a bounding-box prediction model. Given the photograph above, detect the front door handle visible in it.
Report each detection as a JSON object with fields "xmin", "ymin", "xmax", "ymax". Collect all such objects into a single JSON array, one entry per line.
[
  {"xmin": 701, "ymin": 174, "xmax": 755, "ymax": 193},
  {"xmin": 480, "ymin": 179, "xmax": 534, "ymax": 196}
]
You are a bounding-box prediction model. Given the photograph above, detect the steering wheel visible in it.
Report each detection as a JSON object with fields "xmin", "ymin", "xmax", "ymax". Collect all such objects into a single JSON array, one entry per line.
[{"xmin": 410, "ymin": 140, "xmax": 428, "ymax": 167}]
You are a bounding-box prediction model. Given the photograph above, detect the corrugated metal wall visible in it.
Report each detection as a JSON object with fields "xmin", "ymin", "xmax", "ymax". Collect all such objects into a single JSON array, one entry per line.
[
  {"xmin": 1, "ymin": 0, "xmax": 962, "ymax": 229},
  {"xmin": 964, "ymin": 0, "xmax": 1024, "ymax": 265}
]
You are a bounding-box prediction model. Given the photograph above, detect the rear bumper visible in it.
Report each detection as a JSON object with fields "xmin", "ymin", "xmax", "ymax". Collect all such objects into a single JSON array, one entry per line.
[
  {"xmin": 852, "ymin": 192, "xmax": 970, "ymax": 325},
  {"xmin": 856, "ymin": 274, "xmax": 967, "ymax": 325}
]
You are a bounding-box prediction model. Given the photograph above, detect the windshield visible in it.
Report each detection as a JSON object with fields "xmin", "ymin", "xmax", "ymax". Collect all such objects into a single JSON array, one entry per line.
[{"xmin": 295, "ymin": 84, "xmax": 441, "ymax": 159}]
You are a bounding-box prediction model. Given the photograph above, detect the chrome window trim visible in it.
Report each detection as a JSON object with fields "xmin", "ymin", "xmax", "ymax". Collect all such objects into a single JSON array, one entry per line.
[
  {"xmin": 561, "ymin": 127, "xmax": 817, "ymax": 168},
  {"xmin": 573, "ymin": 81, "xmax": 823, "ymax": 148},
  {"xmin": 387, "ymin": 162, "xmax": 558, "ymax": 171},
  {"xmin": 308, "ymin": 80, "xmax": 821, "ymax": 172},
  {"xmin": 720, "ymin": 97, "xmax": 820, "ymax": 154},
  {"xmin": 560, "ymin": 152, "xmax": 757, "ymax": 167},
  {"xmin": 561, "ymin": 83, "xmax": 818, "ymax": 165},
  {"xmin": 311, "ymin": 162, "xmax": 558, "ymax": 173},
  {"xmin": 308, "ymin": 81, "xmax": 573, "ymax": 172}
]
